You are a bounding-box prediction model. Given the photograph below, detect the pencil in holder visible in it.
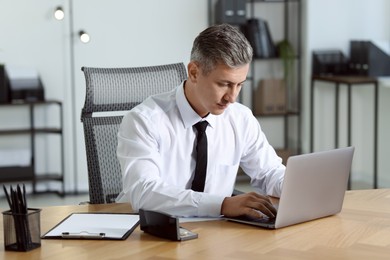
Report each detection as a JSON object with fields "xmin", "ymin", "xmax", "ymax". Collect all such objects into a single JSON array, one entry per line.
[{"xmin": 2, "ymin": 208, "xmax": 42, "ymax": 252}]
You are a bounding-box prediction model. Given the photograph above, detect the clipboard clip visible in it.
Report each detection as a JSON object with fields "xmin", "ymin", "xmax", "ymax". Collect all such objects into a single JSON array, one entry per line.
[{"xmin": 61, "ymin": 231, "xmax": 106, "ymax": 239}]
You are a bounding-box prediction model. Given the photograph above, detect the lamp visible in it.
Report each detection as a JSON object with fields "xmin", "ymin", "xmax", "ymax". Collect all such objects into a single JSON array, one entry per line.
[
  {"xmin": 79, "ymin": 30, "xmax": 90, "ymax": 43},
  {"xmin": 54, "ymin": 6, "xmax": 65, "ymax": 21}
]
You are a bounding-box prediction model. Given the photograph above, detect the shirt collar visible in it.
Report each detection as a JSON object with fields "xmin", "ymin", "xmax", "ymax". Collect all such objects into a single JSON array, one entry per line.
[{"xmin": 176, "ymin": 81, "xmax": 216, "ymax": 129}]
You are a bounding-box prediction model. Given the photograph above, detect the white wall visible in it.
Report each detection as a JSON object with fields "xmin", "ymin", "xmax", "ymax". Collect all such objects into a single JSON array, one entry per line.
[
  {"xmin": 303, "ymin": 0, "xmax": 390, "ymax": 188},
  {"xmin": 1, "ymin": 0, "xmax": 389, "ymax": 192}
]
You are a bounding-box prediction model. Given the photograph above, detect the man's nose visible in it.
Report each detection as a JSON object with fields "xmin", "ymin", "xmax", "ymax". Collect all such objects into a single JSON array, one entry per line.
[{"xmin": 225, "ymin": 86, "xmax": 240, "ymax": 103}]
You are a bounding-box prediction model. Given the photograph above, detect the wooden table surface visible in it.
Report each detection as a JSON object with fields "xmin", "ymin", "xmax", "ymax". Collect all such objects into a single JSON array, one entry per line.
[{"xmin": 1, "ymin": 189, "xmax": 390, "ymax": 259}]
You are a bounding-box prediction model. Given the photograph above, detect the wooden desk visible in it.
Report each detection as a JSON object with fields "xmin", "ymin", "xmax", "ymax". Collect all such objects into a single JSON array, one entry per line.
[{"xmin": 1, "ymin": 189, "xmax": 390, "ymax": 259}]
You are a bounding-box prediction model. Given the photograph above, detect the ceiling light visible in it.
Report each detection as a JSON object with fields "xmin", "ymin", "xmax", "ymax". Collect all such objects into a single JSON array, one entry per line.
[
  {"xmin": 79, "ymin": 31, "xmax": 90, "ymax": 43},
  {"xmin": 54, "ymin": 7, "xmax": 65, "ymax": 20}
]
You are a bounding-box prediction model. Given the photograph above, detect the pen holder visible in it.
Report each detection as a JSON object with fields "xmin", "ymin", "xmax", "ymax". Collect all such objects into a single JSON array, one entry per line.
[{"xmin": 2, "ymin": 208, "xmax": 42, "ymax": 252}]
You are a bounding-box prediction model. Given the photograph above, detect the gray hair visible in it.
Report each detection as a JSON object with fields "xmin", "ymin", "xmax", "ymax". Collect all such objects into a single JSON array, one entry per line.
[{"xmin": 190, "ymin": 23, "xmax": 253, "ymax": 75}]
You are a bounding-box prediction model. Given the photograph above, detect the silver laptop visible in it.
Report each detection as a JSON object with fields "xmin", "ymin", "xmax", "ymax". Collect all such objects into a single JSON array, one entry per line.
[{"xmin": 225, "ymin": 146, "xmax": 355, "ymax": 229}]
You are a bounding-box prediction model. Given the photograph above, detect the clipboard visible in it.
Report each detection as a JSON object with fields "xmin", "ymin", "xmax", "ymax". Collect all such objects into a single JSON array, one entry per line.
[{"xmin": 42, "ymin": 212, "xmax": 139, "ymax": 240}]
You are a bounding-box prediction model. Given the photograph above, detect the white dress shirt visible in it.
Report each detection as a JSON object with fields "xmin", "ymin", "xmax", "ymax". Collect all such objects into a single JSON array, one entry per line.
[{"xmin": 116, "ymin": 82, "xmax": 285, "ymax": 217}]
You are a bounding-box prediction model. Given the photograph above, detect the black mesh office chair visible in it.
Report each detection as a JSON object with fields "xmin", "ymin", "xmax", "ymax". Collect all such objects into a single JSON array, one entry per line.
[{"xmin": 80, "ymin": 63, "xmax": 187, "ymax": 204}]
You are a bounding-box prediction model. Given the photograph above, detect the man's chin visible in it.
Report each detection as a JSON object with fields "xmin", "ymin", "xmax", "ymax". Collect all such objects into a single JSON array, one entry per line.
[{"xmin": 210, "ymin": 108, "xmax": 226, "ymax": 115}]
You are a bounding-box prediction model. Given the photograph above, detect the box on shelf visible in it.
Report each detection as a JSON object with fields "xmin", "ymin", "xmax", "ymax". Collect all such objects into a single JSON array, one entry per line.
[
  {"xmin": 6, "ymin": 66, "xmax": 45, "ymax": 102},
  {"xmin": 254, "ymin": 79, "xmax": 286, "ymax": 115},
  {"xmin": 0, "ymin": 64, "xmax": 10, "ymax": 103},
  {"xmin": 349, "ymin": 40, "xmax": 390, "ymax": 77},
  {"xmin": 215, "ymin": 0, "xmax": 247, "ymax": 25},
  {"xmin": 312, "ymin": 50, "xmax": 349, "ymax": 76}
]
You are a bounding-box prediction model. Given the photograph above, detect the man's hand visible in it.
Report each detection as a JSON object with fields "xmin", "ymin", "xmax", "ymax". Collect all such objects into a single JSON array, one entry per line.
[{"xmin": 221, "ymin": 192, "xmax": 277, "ymax": 219}]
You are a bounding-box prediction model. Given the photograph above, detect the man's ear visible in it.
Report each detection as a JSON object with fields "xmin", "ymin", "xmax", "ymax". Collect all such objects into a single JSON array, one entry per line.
[{"xmin": 187, "ymin": 62, "xmax": 199, "ymax": 83}]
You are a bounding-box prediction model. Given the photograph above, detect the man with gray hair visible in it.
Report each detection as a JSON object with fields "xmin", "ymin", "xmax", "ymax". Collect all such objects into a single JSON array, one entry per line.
[{"xmin": 116, "ymin": 24, "xmax": 285, "ymax": 220}]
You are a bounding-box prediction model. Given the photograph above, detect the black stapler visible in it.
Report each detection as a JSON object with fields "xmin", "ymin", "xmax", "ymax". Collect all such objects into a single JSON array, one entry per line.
[{"xmin": 139, "ymin": 209, "xmax": 198, "ymax": 241}]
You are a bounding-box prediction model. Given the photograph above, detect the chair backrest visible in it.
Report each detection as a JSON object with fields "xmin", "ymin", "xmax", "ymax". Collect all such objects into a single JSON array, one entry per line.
[{"xmin": 80, "ymin": 63, "xmax": 187, "ymax": 204}]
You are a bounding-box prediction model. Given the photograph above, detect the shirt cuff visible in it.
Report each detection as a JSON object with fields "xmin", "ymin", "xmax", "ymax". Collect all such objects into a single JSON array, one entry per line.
[{"xmin": 197, "ymin": 193, "xmax": 226, "ymax": 217}]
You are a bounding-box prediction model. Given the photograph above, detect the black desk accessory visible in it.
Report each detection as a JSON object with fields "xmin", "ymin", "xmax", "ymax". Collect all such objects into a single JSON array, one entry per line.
[
  {"xmin": 2, "ymin": 184, "xmax": 41, "ymax": 251},
  {"xmin": 139, "ymin": 209, "xmax": 198, "ymax": 241}
]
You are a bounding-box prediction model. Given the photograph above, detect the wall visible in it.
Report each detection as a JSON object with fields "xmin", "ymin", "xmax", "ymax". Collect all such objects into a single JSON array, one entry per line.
[
  {"xmin": 303, "ymin": 0, "xmax": 390, "ymax": 188},
  {"xmin": 0, "ymin": 0, "xmax": 208, "ymax": 193}
]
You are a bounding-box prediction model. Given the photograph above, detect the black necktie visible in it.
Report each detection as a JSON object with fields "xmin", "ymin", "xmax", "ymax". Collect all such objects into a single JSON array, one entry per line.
[{"xmin": 191, "ymin": 121, "xmax": 208, "ymax": 192}]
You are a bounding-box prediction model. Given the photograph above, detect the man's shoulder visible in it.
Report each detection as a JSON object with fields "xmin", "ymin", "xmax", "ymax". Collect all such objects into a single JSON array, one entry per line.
[{"xmin": 129, "ymin": 89, "xmax": 177, "ymax": 119}]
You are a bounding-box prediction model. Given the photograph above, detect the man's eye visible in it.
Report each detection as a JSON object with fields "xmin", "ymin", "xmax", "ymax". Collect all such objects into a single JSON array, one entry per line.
[{"xmin": 218, "ymin": 82, "xmax": 229, "ymax": 87}]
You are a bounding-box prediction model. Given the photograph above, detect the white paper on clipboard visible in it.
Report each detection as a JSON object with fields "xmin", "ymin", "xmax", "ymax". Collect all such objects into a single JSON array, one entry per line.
[{"xmin": 42, "ymin": 213, "xmax": 139, "ymax": 240}]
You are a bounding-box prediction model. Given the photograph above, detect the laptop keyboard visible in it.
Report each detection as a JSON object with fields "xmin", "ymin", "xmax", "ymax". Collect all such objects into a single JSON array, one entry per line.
[
  {"xmin": 228, "ymin": 204, "xmax": 278, "ymax": 225},
  {"xmin": 234, "ymin": 215, "xmax": 276, "ymax": 224}
]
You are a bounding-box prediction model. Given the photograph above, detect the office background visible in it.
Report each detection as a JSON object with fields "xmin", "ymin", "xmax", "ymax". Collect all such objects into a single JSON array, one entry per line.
[{"xmin": 0, "ymin": 0, "xmax": 389, "ymax": 194}]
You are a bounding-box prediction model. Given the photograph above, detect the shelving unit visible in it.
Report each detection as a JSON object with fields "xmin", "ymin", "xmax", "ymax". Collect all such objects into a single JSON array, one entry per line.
[
  {"xmin": 0, "ymin": 100, "xmax": 65, "ymax": 195},
  {"xmin": 208, "ymin": 0, "xmax": 302, "ymax": 162}
]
